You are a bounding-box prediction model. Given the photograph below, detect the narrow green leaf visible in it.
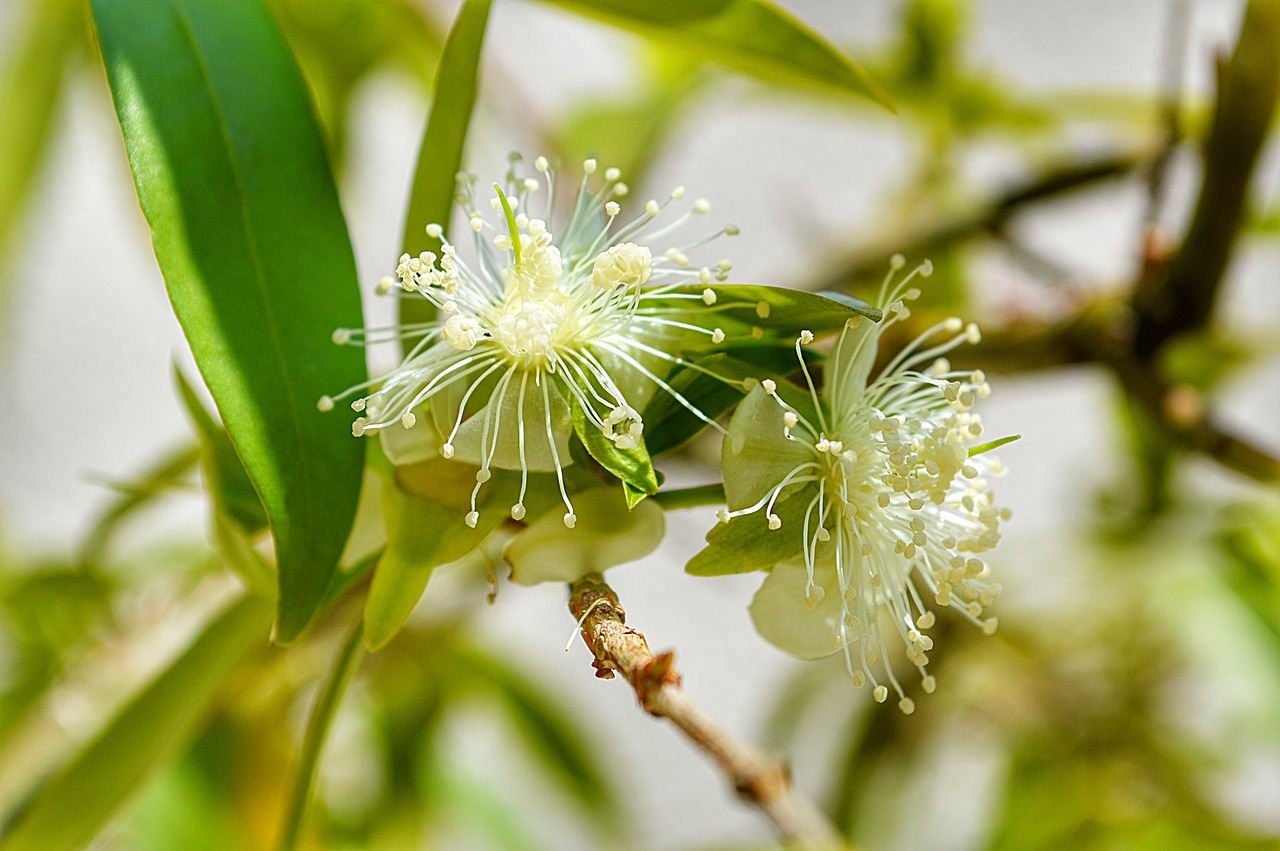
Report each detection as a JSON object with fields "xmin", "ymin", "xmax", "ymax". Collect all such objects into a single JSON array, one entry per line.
[
  {"xmin": 276, "ymin": 619, "xmax": 364, "ymax": 851},
  {"xmin": 0, "ymin": 0, "xmax": 82, "ymax": 278},
  {"xmin": 0, "ymin": 594, "xmax": 272, "ymax": 851},
  {"xmin": 569, "ymin": 396, "xmax": 659, "ymax": 499},
  {"xmin": 541, "ymin": 0, "xmax": 893, "ymax": 109},
  {"xmin": 92, "ymin": 0, "xmax": 367, "ymax": 641},
  {"xmin": 399, "ymin": 0, "xmax": 492, "ymax": 327}
]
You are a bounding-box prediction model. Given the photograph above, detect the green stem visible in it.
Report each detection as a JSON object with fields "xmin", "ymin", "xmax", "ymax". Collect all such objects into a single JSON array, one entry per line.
[
  {"xmin": 275, "ymin": 619, "xmax": 365, "ymax": 851},
  {"xmin": 652, "ymin": 483, "xmax": 725, "ymax": 510}
]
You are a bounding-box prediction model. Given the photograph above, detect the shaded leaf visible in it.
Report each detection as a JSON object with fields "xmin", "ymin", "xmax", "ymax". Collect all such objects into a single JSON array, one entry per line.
[
  {"xmin": 0, "ymin": 594, "xmax": 272, "ymax": 851},
  {"xmin": 542, "ymin": 0, "xmax": 892, "ymax": 109},
  {"xmin": 92, "ymin": 0, "xmax": 367, "ymax": 641}
]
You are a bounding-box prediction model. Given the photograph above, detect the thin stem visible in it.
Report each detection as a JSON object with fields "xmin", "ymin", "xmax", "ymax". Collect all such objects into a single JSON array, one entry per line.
[
  {"xmin": 275, "ymin": 619, "xmax": 365, "ymax": 851},
  {"xmin": 568, "ymin": 574, "xmax": 844, "ymax": 849},
  {"xmin": 651, "ymin": 482, "xmax": 726, "ymax": 511}
]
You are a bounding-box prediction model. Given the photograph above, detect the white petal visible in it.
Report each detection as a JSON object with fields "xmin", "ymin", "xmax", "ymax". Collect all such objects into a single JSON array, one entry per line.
[
  {"xmin": 749, "ymin": 552, "xmax": 847, "ymax": 660},
  {"xmin": 504, "ymin": 486, "xmax": 665, "ymax": 585}
]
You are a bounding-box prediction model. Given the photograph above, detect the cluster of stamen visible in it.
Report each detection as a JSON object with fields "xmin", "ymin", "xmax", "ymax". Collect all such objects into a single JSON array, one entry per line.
[
  {"xmin": 723, "ymin": 257, "xmax": 1010, "ymax": 713},
  {"xmin": 320, "ymin": 157, "xmax": 751, "ymax": 529}
]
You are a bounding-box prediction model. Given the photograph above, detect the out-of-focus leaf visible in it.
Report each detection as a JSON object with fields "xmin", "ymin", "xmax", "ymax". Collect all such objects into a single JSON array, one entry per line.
[
  {"xmin": 450, "ymin": 644, "xmax": 621, "ymax": 828},
  {"xmin": 421, "ymin": 754, "xmax": 546, "ymax": 851},
  {"xmin": 269, "ymin": 0, "xmax": 442, "ymax": 162},
  {"xmin": 0, "ymin": 0, "xmax": 83, "ymax": 284},
  {"xmin": 0, "ymin": 594, "xmax": 272, "ymax": 851},
  {"xmin": 78, "ymin": 443, "xmax": 201, "ymax": 568},
  {"xmin": 542, "ymin": 0, "xmax": 892, "ymax": 110},
  {"xmin": 399, "ymin": 0, "xmax": 492, "ymax": 328},
  {"xmin": 92, "ymin": 0, "xmax": 367, "ymax": 642},
  {"xmin": 558, "ymin": 50, "xmax": 705, "ymax": 183},
  {"xmin": 126, "ymin": 752, "xmax": 239, "ymax": 851},
  {"xmin": 0, "ymin": 568, "xmax": 114, "ymax": 739},
  {"xmin": 1218, "ymin": 501, "xmax": 1280, "ymax": 647}
]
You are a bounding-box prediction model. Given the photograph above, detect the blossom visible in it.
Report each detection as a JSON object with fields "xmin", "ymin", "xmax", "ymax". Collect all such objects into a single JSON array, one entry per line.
[
  {"xmin": 320, "ymin": 157, "xmax": 739, "ymax": 529},
  {"xmin": 710, "ymin": 256, "xmax": 1011, "ymax": 713}
]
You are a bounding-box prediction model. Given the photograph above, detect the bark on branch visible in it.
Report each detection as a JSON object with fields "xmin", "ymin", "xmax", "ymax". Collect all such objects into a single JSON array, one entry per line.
[{"xmin": 568, "ymin": 574, "xmax": 845, "ymax": 849}]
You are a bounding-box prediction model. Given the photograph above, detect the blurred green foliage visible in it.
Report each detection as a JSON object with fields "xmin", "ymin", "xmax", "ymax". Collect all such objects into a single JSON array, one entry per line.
[{"xmin": 1, "ymin": 0, "xmax": 1279, "ymax": 848}]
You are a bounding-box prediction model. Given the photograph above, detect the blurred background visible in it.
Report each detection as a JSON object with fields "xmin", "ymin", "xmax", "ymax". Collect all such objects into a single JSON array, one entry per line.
[{"xmin": 2, "ymin": 0, "xmax": 1279, "ymax": 848}]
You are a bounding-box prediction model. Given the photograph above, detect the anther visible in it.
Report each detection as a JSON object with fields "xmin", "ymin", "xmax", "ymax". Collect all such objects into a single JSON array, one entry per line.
[{"xmin": 316, "ymin": 396, "xmax": 334, "ymax": 412}]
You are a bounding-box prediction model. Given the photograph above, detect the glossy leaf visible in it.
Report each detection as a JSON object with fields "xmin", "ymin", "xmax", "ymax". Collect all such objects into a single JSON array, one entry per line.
[
  {"xmin": 0, "ymin": 594, "xmax": 272, "ymax": 851},
  {"xmin": 92, "ymin": 0, "xmax": 367, "ymax": 641},
  {"xmin": 541, "ymin": 0, "xmax": 893, "ymax": 109},
  {"xmin": 399, "ymin": 0, "xmax": 492, "ymax": 327}
]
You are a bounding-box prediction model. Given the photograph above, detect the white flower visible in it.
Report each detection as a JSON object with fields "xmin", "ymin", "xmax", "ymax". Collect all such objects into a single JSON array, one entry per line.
[
  {"xmin": 717, "ymin": 256, "xmax": 1011, "ymax": 713},
  {"xmin": 322, "ymin": 158, "xmax": 739, "ymax": 529}
]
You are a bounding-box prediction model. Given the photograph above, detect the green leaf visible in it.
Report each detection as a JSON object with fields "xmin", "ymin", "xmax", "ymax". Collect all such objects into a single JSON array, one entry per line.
[
  {"xmin": 92, "ymin": 0, "xmax": 367, "ymax": 642},
  {"xmin": 569, "ymin": 396, "xmax": 659, "ymax": 499},
  {"xmin": 399, "ymin": 0, "xmax": 492, "ymax": 327},
  {"xmin": 541, "ymin": 0, "xmax": 893, "ymax": 109},
  {"xmin": 0, "ymin": 594, "xmax": 272, "ymax": 851},
  {"xmin": 0, "ymin": 0, "xmax": 83, "ymax": 280},
  {"xmin": 362, "ymin": 469, "xmax": 509, "ymax": 651},
  {"xmin": 648, "ymin": 284, "xmax": 880, "ymax": 353}
]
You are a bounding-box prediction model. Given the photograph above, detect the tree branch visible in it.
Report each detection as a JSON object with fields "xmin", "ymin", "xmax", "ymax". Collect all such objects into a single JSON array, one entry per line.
[
  {"xmin": 567, "ymin": 574, "xmax": 844, "ymax": 849},
  {"xmin": 1133, "ymin": 0, "xmax": 1280, "ymax": 356}
]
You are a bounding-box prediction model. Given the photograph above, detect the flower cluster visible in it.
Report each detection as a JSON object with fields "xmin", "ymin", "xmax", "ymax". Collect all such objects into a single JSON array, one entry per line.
[
  {"xmin": 321, "ymin": 157, "xmax": 738, "ymax": 529},
  {"xmin": 712, "ymin": 257, "xmax": 1010, "ymax": 713}
]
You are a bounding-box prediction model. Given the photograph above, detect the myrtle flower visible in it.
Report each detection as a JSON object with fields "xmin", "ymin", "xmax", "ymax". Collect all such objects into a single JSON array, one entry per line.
[
  {"xmin": 320, "ymin": 157, "xmax": 739, "ymax": 529},
  {"xmin": 711, "ymin": 256, "xmax": 1011, "ymax": 713}
]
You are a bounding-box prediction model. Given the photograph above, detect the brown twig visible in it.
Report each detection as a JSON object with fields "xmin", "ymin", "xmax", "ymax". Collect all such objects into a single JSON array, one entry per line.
[
  {"xmin": 568, "ymin": 574, "xmax": 845, "ymax": 849},
  {"xmin": 813, "ymin": 146, "xmax": 1154, "ymax": 291},
  {"xmin": 1133, "ymin": 0, "xmax": 1280, "ymax": 356}
]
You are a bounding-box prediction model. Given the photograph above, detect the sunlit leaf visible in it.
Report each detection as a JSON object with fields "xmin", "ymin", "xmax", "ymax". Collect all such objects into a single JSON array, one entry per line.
[{"xmin": 92, "ymin": 0, "xmax": 367, "ymax": 641}]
